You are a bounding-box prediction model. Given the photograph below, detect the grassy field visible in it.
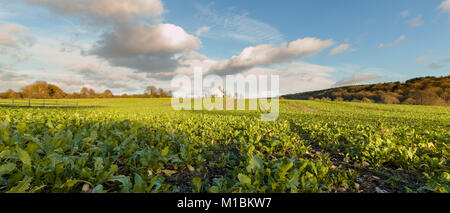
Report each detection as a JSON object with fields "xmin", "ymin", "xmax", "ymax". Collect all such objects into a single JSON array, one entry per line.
[{"xmin": 0, "ymin": 98, "xmax": 448, "ymax": 193}]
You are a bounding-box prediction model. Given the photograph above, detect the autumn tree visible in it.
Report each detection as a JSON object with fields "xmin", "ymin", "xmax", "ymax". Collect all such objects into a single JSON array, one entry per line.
[
  {"xmin": 88, "ymin": 88, "xmax": 96, "ymax": 98},
  {"xmin": 102, "ymin": 90, "xmax": 114, "ymax": 98},
  {"xmin": 20, "ymin": 81, "xmax": 67, "ymax": 99},
  {"xmin": 80, "ymin": 87, "xmax": 89, "ymax": 98},
  {"xmin": 48, "ymin": 84, "xmax": 66, "ymax": 98},
  {"xmin": 6, "ymin": 89, "xmax": 21, "ymax": 99}
]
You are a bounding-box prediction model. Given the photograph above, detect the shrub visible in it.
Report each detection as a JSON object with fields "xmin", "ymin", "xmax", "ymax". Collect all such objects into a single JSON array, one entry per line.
[
  {"xmin": 361, "ymin": 97, "xmax": 374, "ymax": 103},
  {"xmin": 402, "ymin": 98, "xmax": 416, "ymax": 105},
  {"xmin": 381, "ymin": 94, "xmax": 400, "ymax": 104}
]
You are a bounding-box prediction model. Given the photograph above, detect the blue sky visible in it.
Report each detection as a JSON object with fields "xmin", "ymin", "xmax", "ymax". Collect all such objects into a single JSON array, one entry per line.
[{"xmin": 0, "ymin": 0, "xmax": 449, "ymax": 95}]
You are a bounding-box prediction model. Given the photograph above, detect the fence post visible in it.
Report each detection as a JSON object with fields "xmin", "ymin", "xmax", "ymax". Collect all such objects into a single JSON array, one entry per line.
[
  {"xmin": 56, "ymin": 100, "xmax": 58, "ymax": 107},
  {"xmin": 12, "ymin": 99, "xmax": 14, "ymax": 107},
  {"xmin": 28, "ymin": 99, "xmax": 31, "ymax": 107}
]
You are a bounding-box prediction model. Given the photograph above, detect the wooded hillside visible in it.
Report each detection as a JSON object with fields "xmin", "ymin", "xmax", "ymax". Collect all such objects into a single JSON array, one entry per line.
[{"xmin": 283, "ymin": 76, "xmax": 450, "ymax": 106}]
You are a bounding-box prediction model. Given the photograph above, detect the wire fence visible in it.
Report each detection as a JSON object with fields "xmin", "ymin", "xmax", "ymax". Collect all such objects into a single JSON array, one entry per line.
[{"xmin": 0, "ymin": 99, "xmax": 79, "ymax": 108}]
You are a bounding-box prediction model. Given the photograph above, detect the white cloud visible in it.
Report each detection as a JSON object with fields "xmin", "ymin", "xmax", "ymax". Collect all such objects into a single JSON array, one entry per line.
[
  {"xmin": 29, "ymin": 37, "xmax": 100, "ymax": 70},
  {"xmin": 0, "ymin": 23, "xmax": 35, "ymax": 49},
  {"xmin": 326, "ymin": 44, "xmax": 352, "ymax": 56},
  {"xmin": 400, "ymin": 10, "xmax": 409, "ymax": 17},
  {"xmin": 92, "ymin": 23, "xmax": 201, "ymax": 58},
  {"xmin": 89, "ymin": 23, "xmax": 201, "ymax": 74},
  {"xmin": 141, "ymin": 50, "xmax": 218, "ymax": 80},
  {"xmin": 0, "ymin": 70, "xmax": 32, "ymax": 91},
  {"xmin": 23, "ymin": 0, "xmax": 164, "ymax": 22},
  {"xmin": 168, "ymin": 61, "xmax": 337, "ymax": 97},
  {"xmin": 0, "ymin": 23, "xmax": 36, "ymax": 69},
  {"xmin": 439, "ymin": 0, "xmax": 450, "ymax": 13},
  {"xmin": 377, "ymin": 35, "xmax": 406, "ymax": 48},
  {"xmin": 209, "ymin": 38, "xmax": 335, "ymax": 75},
  {"xmin": 196, "ymin": 26, "xmax": 210, "ymax": 37},
  {"xmin": 407, "ymin": 15, "xmax": 424, "ymax": 27},
  {"xmin": 234, "ymin": 62, "xmax": 336, "ymax": 95},
  {"xmin": 335, "ymin": 72, "xmax": 381, "ymax": 86},
  {"xmin": 0, "ymin": 62, "xmax": 14, "ymax": 70}
]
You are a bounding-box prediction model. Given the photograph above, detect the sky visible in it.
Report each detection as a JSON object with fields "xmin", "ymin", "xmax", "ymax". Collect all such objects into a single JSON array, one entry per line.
[{"xmin": 0, "ymin": 0, "xmax": 449, "ymax": 95}]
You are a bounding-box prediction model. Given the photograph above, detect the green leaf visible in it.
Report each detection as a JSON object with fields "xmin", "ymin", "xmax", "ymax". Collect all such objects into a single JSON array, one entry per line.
[
  {"xmin": 60, "ymin": 179, "xmax": 80, "ymax": 190},
  {"xmin": 187, "ymin": 164, "xmax": 195, "ymax": 172},
  {"xmin": 209, "ymin": 186, "xmax": 219, "ymax": 193},
  {"xmin": 161, "ymin": 146, "xmax": 169, "ymax": 157},
  {"xmin": 0, "ymin": 120, "xmax": 10, "ymax": 145},
  {"xmin": 0, "ymin": 163, "xmax": 16, "ymax": 176},
  {"xmin": 55, "ymin": 162, "xmax": 65, "ymax": 178},
  {"xmin": 133, "ymin": 173, "xmax": 146, "ymax": 193},
  {"xmin": 16, "ymin": 123, "xmax": 27, "ymax": 135},
  {"xmin": 8, "ymin": 176, "xmax": 33, "ymax": 193},
  {"xmin": 94, "ymin": 157, "xmax": 104, "ymax": 172},
  {"xmin": 147, "ymin": 176, "xmax": 163, "ymax": 192},
  {"xmin": 16, "ymin": 146, "xmax": 31, "ymax": 168},
  {"xmin": 30, "ymin": 185, "xmax": 46, "ymax": 193},
  {"xmin": 92, "ymin": 184, "xmax": 105, "ymax": 193},
  {"xmin": 192, "ymin": 177, "xmax": 202, "ymax": 193},
  {"xmin": 0, "ymin": 150, "xmax": 11, "ymax": 159},
  {"xmin": 280, "ymin": 161, "xmax": 294, "ymax": 173},
  {"xmin": 417, "ymin": 185, "xmax": 436, "ymax": 193},
  {"xmin": 238, "ymin": 174, "xmax": 251, "ymax": 185},
  {"xmin": 109, "ymin": 175, "xmax": 132, "ymax": 193},
  {"xmin": 162, "ymin": 170, "xmax": 177, "ymax": 176},
  {"xmin": 246, "ymin": 155, "xmax": 263, "ymax": 173}
]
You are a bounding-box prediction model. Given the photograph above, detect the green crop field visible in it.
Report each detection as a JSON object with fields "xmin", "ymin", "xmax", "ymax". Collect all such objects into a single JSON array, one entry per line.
[{"xmin": 0, "ymin": 98, "xmax": 448, "ymax": 193}]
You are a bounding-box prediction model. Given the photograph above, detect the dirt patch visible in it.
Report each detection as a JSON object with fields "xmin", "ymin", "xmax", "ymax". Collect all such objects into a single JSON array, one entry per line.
[{"xmin": 164, "ymin": 170, "xmax": 195, "ymax": 193}]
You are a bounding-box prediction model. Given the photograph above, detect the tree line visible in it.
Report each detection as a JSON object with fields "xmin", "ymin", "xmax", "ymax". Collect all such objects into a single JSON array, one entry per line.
[
  {"xmin": 283, "ymin": 76, "xmax": 450, "ymax": 106},
  {"xmin": 0, "ymin": 81, "xmax": 172, "ymax": 99}
]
